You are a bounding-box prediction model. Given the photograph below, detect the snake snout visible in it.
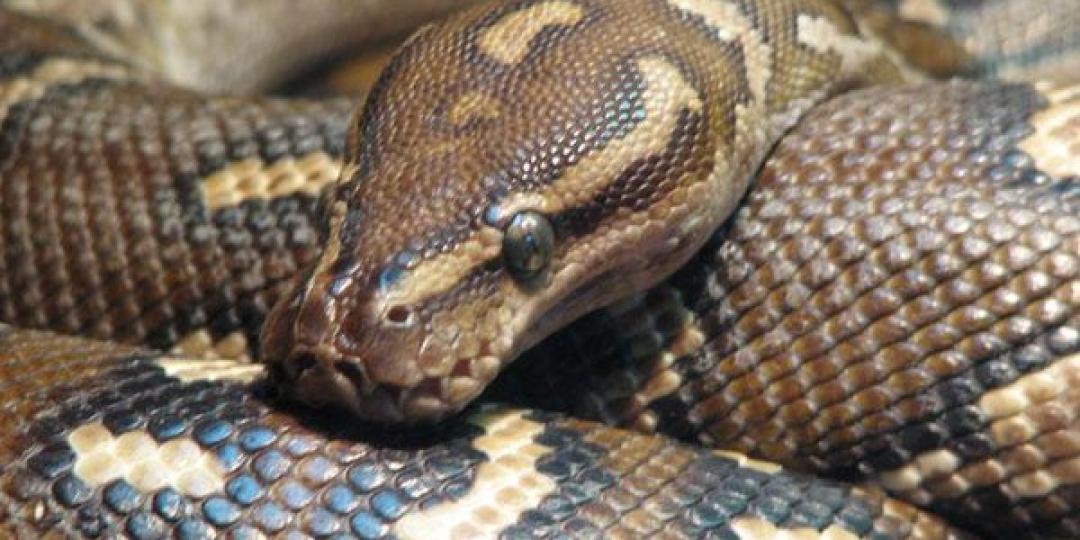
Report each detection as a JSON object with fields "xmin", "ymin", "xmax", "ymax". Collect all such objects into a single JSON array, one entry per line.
[
  {"xmin": 271, "ymin": 344, "xmax": 414, "ymax": 424},
  {"xmin": 262, "ymin": 277, "xmax": 474, "ymax": 424}
]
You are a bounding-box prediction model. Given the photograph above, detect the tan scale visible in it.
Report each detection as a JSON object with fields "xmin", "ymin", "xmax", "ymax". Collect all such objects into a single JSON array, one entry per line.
[
  {"xmin": 1019, "ymin": 82, "xmax": 1080, "ymax": 180},
  {"xmin": 393, "ymin": 410, "xmax": 558, "ymax": 539},
  {"xmin": 896, "ymin": 0, "xmax": 950, "ymax": 26},
  {"xmin": 171, "ymin": 329, "xmax": 254, "ymax": 362},
  {"xmin": 67, "ymin": 422, "xmax": 225, "ymax": 497},
  {"xmin": 447, "ymin": 91, "xmax": 505, "ymax": 127},
  {"xmin": 475, "ymin": 0, "xmax": 586, "ymax": 65},
  {"xmin": 154, "ymin": 355, "xmax": 263, "ymax": 384},
  {"xmin": 730, "ymin": 517, "xmax": 859, "ymax": 540},
  {"xmin": 199, "ymin": 151, "xmax": 343, "ymax": 211},
  {"xmin": 5, "ymin": 0, "xmax": 1080, "ymax": 537},
  {"xmin": 0, "ymin": 57, "xmax": 133, "ymax": 124}
]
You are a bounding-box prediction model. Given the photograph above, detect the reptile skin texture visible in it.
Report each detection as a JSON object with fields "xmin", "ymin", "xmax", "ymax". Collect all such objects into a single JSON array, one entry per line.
[
  {"xmin": 497, "ymin": 80, "xmax": 1080, "ymax": 538},
  {"xmin": 260, "ymin": 0, "xmax": 912, "ymax": 425},
  {"xmin": 0, "ymin": 325, "xmax": 964, "ymax": 539},
  {"xmin": 0, "ymin": 0, "xmax": 1078, "ymax": 538}
]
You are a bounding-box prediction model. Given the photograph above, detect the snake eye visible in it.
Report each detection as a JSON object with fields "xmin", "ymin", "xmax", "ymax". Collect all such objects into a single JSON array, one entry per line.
[{"xmin": 502, "ymin": 210, "xmax": 554, "ymax": 280}]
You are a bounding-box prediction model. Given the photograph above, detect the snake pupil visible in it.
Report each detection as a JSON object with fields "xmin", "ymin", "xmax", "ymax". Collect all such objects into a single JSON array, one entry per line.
[{"xmin": 503, "ymin": 211, "xmax": 554, "ymax": 280}]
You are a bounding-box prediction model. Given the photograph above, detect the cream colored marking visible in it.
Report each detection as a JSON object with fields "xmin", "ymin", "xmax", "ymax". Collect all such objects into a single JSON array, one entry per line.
[
  {"xmin": 666, "ymin": 0, "xmax": 747, "ymax": 41},
  {"xmin": 382, "ymin": 226, "xmax": 503, "ymax": 308},
  {"xmin": 476, "ymin": 1, "xmax": 585, "ymax": 65},
  {"xmin": 387, "ymin": 56, "xmax": 702, "ymax": 307},
  {"xmin": 730, "ymin": 517, "xmax": 858, "ymax": 540},
  {"xmin": 507, "ymin": 56, "xmax": 704, "ymax": 217},
  {"xmin": 1019, "ymin": 83, "xmax": 1080, "ymax": 179},
  {"xmin": 313, "ymin": 200, "xmax": 348, "ymax": 280},
  {"xmin": 171, "ymin": 329, "xmax": 253, "ymax": 362},
  {"xmin": 665, "ymin": 0, "xmax": 766, "ymax": 99},
  {"xmin": 1035, "ymin": 81, "xmax": 1080, "ymax": 104},
  {"xmin": 878, "ymin": 448, "xmax": 961, "ymax": 493},
  {"xmin": 898, "ymin": 0, "xmax": 950, "ymax": 26},
  {"xmin": 448, "ymin": 91, "xmax": 503, "ymax": 126},
  {"xmin": 393, "ymin": 410, "xmax": 557, "ymax": 539},
  {"xmin": 663, "ymin": 0, "xmax": 781, "ymax": 215},
  {"xmin": 876, "ymin": 355, "xmax": 1080, "ymax": 501},
  {"xmin": 156, "ymin": 356, "xmax": 264, "ymax": 384},
  {"xmin": 713, "ymin": 449, "xmax": 783, "ymax": 474},
  {"xmin": 888, "ymin": 353, "xmax": 1080, "ymax": 501},
  {"xmin": 0, "ymin": 58, "xmax": 132, "ymax": 124},
  {"xmin": 796, "ymin": 14, "xmax": 884, "ymax": 75},
  {"xmin": 200, "ymin": 151, "xmax": 342, "ymax": 210},
  {"xmin": 977, "ymin": 353, "xmax": 1079, "ymax": 421},
  {"xmin": 68, "ymin": 423, "xmax": 225, "ymax": 497}
]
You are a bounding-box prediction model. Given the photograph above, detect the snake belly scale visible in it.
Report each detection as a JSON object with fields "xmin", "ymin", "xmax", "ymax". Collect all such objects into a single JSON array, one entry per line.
[{"xmin": 0, "ymin": 0, "xmax": 1078, "ymax": 538}]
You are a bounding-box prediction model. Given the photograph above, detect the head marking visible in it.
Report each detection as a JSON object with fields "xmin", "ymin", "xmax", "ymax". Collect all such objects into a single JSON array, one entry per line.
[
  {"xmin": 476, "ymin": 1, "xmax": 587, "ymax": 65},
  {"xmin": 447, "ymin": 91, "xmax": 505, "ymax": 127},
  {"xmin": 796, "ymin": 13, "xmax": 883, "ymax": 75},
  {"xmin": 501, "ymin": 55, "xmax": 704, "ymax": 216}
]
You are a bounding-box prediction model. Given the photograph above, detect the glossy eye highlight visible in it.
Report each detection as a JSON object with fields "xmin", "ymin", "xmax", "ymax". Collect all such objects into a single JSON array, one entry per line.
[{"xmin": 502, "ymin": 210, "xmax": 554, "ymax": 280}]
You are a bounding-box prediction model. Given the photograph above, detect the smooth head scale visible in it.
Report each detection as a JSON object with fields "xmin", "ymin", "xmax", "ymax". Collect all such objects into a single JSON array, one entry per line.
[{"xmin": 261, "ymin": 0, "xmax": 899, "ymax": 423}]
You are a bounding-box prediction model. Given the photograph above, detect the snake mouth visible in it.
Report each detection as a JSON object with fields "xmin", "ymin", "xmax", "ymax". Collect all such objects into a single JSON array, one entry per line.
[{"xmin": 273, "ymin": 343, "xmax": 499, "ymax": 425}]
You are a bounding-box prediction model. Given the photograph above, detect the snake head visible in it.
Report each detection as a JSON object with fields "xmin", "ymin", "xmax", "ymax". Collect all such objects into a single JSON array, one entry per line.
[{"xmin": 261, "ymin": 0, "xmax": 746, "ymax": 424}]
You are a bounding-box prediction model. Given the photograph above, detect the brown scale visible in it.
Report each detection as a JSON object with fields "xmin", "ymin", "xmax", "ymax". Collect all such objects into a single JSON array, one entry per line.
[
  {"xmin": 0, "ymin": 15, "xmax": 348, "ymax": 353},
  {"xmin": 502, "ymin": 80, "xmax": 1080, "ymax": 537},
  {"xmin": 0, "ymin": 325, "xmax": 965, "ymax": 539},
  {"xmin": 1, "ymin": 2, "xmax": 1079, "ymax": 538}
]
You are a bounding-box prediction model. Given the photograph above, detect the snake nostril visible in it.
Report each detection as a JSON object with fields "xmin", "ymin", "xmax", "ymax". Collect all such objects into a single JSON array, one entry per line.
[
  {"xmin": 287, "ymin": 352, "xmax": 318, "ymax": 380},
  {"xmin": 385, "ymin": 305, "xmax": 414, "ymax": 327}
]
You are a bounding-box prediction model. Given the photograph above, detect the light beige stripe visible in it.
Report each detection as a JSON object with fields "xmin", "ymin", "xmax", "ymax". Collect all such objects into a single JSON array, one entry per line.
[
  {"xmin": 876, "ymin": 354, "xmax": 1080, "ymax": 503},
  {"xmin": 496, "ymin": 55, "xmax": 703, "ymax": 219},
  {"xmin": 393, "ymin": 409, "xmax": 558, "ymax": 539},
  {"xmin": 68, "ymin": 423, "xmax": 225, "ymax": 497},
  {"xmin": 448, "ymin": 91, "xmax": 504, "ymax": 127},
  {"xmin": 171, "ymin": 329, "xmax": 253, "ymax": 362},
  {"xmin": 731, "ymin": 517, "xmax": 858, "ymax": 540},
  {"xmin": 477, "ymin": 0, "xmax": 586, "ymax": 65},
  {"xmin": 0, "ymin": 57, "xmax": 132, "ymax": 124},
  {"xmin": 898, "ymin": 0, "xmax": 950, "ymax": 26},
  {"xmin": 155, "ymin": 356, "xmax": 263, "ymax": 384},
  {"xmin": 199, "ymin": 151, "xmax": 343, "ymax": 210},
  {"xmin": 714, "ymin": 449, "xmax": 783, "ymax": 474},
  {"xmin": 665, "ymin": 0, "xmax": 765, "ymax": 99},
  {"xmin": 1019, "ymin": 82, "xmax": 1080, "ymax": 179},
  {"xmin": 796, "ymin": 14, "xmax": 884, "ymax": 75}
]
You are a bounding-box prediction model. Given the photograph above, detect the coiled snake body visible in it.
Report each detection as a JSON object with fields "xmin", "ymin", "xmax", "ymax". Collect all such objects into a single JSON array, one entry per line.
[{"xmin": 1, "ymin": 0, "xmax": 1079, "ymax": 538}]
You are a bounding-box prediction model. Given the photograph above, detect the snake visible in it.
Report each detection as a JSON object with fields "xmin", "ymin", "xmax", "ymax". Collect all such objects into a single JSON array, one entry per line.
[{"xmin": 1, "ymin": 0, "xmax": 1079, "ymax": 538}]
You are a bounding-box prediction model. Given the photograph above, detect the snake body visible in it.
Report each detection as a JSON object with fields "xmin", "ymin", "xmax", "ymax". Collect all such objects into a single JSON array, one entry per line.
[{"xmin": 1, "ymin": 0, "xmax": 1079, "ymax": 538}]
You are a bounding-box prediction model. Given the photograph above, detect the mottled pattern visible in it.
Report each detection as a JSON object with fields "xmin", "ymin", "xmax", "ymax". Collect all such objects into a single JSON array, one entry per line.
[
  {"xmin": 0, "ymin": 325, "xmax": 962, "ymax": 539},
  {"xmin": 0, "ymin": 10, "xmax": 348, "ymax": 355},
  {"xmin": 262, "ymin": 0, "xmax": 910, "ymax": 425},
  {"xmin": 500, "ymin": 81, "xmax": 1080, "ymax": 537},
  {"xmin": 1, "ymin": 1, "xmax": 1080, "ymax": 539}
]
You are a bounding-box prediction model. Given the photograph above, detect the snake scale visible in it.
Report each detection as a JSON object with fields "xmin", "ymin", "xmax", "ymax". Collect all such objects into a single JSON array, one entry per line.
[{"xmin": 1, "ymin": 0, "xmax": 1079, "ymax": 538}]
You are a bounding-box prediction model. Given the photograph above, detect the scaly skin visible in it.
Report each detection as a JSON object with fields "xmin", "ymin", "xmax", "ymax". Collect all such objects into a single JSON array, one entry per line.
[
  {"xmin": 1, "ymin": 1, "xmax": 1080, "ymax": 538},
  {"xmin": 260, "ymin": 0, "xmax": 912, "ymax": 424},
  {"xmin": 496, "ymin": 79, "xmax": 1080, "ymax": 538},
  {"xmin": 0, "ymin": 324, "xmax": 965, "ymax": 538}
]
